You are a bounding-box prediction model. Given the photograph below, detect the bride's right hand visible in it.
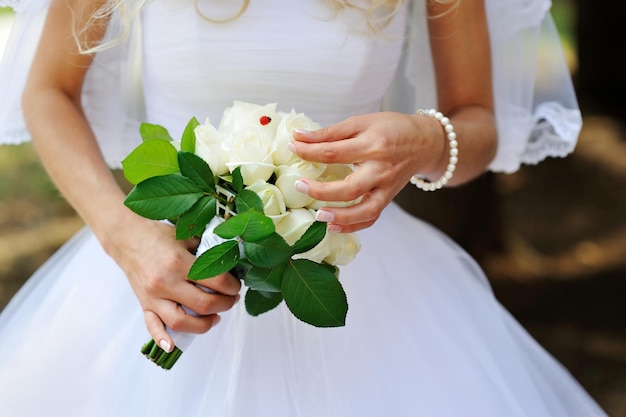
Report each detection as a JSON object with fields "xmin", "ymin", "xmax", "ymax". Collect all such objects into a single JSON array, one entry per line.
[{"xmin": 104, "ymin": 214, "xmax": 241, "ymax": 353}]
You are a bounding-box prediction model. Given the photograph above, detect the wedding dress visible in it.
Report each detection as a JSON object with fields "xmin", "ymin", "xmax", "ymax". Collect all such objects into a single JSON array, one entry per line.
[{"xmin": 0, "ymin": 0, "xmax": 607, "ymax": 416}]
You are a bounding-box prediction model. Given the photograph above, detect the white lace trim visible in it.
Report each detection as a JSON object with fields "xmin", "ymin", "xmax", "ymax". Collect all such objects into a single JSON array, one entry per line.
[{"xmin": 521, "ymin": 102, "xmax": 581, "ymax": 165}]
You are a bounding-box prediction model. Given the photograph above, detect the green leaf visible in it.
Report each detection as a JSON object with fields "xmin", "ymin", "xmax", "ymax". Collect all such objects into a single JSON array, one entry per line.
[
  {"xmin": 243, "ymin": 232, "xmax": 292, "ymax": 268},
  {"xmin": 175, "ymin": 196, "xmax": 217, "ymax": 240},
  {"xmin": 235, "ymin": 189, "xmax": 264, "ymax": 213},
  {"xmin": 282, "ymin": 259, "xmax": 348, "ymax": 327},
  {"xmin": 121, "ymin": 140, "xmax": 179, "ymax": 185},
  {"xmin": 188, "ymin": 240, "xmax": 240, "ymax": 280},
  {"xmin": 244, "ymin": 264, "xmax": 286, "ymax": 292},
  {"xmin": 140, "ymin": 123, "xmax": 174, "ymax": 142},
  {"xmin": 178, "ymin": 151, "xmax": 215, "ymax": 192},
  {"xmin": 124, "ymin": 174, "xmax": 204, "ymax": 220},
  {"xmin": 231, "ymin": 167, "xmax": 244, "ymax": 192},
  {"xmin": 292, "ymin": 221, "xmax": 327, "ymax": 254},
  {"xmin": 180, "ymin": 117, "xmax": 200, "ymax": 153},
  {"xmin": 214, "ymin": 210, "xmax": 274, "ymax": 242},
  {"xmin": 245, "ymin": 288, "xmax": 283, "ymax": 317}
]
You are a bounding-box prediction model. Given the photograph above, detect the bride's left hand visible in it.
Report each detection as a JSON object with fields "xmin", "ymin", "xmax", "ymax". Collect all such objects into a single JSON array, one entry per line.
[{"xmin": 290, "ymin": 112, "xmax": 445, "ymax": 233}]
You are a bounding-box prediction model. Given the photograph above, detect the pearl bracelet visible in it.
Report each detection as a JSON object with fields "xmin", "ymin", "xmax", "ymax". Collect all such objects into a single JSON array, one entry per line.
[{"xmin": 409, "ymin": 109, "xmax": 459, "ymax": 191}]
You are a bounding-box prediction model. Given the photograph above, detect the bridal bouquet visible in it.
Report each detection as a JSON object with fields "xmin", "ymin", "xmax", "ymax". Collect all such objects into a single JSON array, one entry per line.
[{"xmin": 122, "ymin": 101, "xmax": 361, "ymax": 369}]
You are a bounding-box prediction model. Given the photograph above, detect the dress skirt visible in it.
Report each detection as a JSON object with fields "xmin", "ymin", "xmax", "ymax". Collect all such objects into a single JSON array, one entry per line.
[{"xmin": 0, "ymin": 203, "xmax": 607, "ymax": 417}]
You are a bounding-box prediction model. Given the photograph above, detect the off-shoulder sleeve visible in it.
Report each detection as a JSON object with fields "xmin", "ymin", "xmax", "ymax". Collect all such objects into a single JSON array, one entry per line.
[{"xmin": 384, "ymin": 0, "xmax": 581, "ymax": 174}]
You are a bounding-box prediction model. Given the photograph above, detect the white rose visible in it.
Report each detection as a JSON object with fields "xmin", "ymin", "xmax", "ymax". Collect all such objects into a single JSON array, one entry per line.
[
  {"xmin": 246, "ymin": 180, "xmax": 287, "ymax": 222},
  {"xmin": 219, "ymin": 101, "xmax": 281, "ymax": 138},
  {"xmin": 274, "ymin": 165, "xmax": 315, "ymax": 209},
  {"xmin": 295, "ymin": 230, "xmax": 361, "ymax": 266},
  {"xmin": 321, "ymin": 232, "xmax": 361, "ymax": 266},
  {"xmin": 274, "ymin": 208, "xmax": 316, "ymax": 246},
  {"xmin": 320, "ymin": 163, "xmax": 354, "ymax": 182},
  {"xmin": 224, "ymin": 126, "xmax": 276, "ymax": 185},
  {"xmin": 306, "ymin": 163, "xmax": 360, "ymax": 209},
  {"xmin": 273, "ymin": 110, "xmax": 321, "ymax": 166},
  {"xmin": 194, "ymin": 121, "xmax": 230, "ymax": 176},
  {"xmin": 290, "ymin": 158, "xmax": 327, "ymax": 179}
]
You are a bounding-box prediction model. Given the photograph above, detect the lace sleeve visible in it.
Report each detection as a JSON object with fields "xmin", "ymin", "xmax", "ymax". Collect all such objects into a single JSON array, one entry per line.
[{"xmin": 384, "ymin": 0, "xmax": 582, "ymax": 174}]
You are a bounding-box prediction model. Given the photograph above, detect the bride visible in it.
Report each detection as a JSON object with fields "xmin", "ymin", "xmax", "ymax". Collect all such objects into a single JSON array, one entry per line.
[{"xmin": 0, "ymin": 0, "xmax": 608, "ymax": 416}]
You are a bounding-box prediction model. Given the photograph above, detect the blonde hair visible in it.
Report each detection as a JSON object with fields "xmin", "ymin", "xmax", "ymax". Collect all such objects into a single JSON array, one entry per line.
[{"xmin": 77, "ymin": 0, "xmax": 460, "ymax": 53}]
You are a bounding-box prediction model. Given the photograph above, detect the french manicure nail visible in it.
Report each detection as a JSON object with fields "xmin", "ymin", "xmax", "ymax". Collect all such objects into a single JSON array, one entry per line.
[
  {"xmin": 287, "ymin": 142, "xmax": 296, "ymax": 152},
  {"xmin": 328, "ymin": 224, "xmax": 342, "ymax": 233},
  {"xmin": 293, "ymin": 128, "xmax": 311, "ymax": 135},
  {"xmin": 315, "ymin": 209, "xmax": 334, "ymax": 222},
  {"xmin": 294, "ymin": 180, "xmax": 309, "ymax": 194},
  {"xmin": 213, "ymin": 315, "xmax": 222, "ymax": 326},
  {"xmin": 159, "ymin": 339, "xmax": 172, "ymax": 353}
]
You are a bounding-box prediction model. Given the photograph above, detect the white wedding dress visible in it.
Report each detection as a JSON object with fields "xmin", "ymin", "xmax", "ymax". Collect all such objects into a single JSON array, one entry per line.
[{"xmin": 0, "ymin": 1, "xmax": 608, "ymax": 416}]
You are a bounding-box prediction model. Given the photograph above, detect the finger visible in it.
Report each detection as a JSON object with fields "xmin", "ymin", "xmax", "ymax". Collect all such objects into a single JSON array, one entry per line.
[
  {"xmin": 297, "ymin": 163, "xmax": 384, "ymax": 203},
  {"xmin": 328, "ymin": 219, "xmax": 377, "ymax": 234},
  {"xmin": 156, "ymin": 300, "xmax": 221, "ymax": 334},
  {"xmin": 183, "ymin": 236, "xmax": 201, "ymax": 254},
  {"xmin": 177, "ymin": 282, "xmax": 241, "ymax": 316},
  {"xmin": 144, "ymin": 309, "xmax": 175, "ymax": 353},
  {"xmin": 292, "ymin": 118, "xmax": 360, "ymax": 144},
  {"xmin": 316, "ymin": 190, "xmax": 388, "ymax": 229},
  {"xmin": 193, "ymin": 272, "xmax": 242, "ymax": 296},
  {"xmin": 294, "ymin": 140, "xmax": 368, "ymax": 165}
]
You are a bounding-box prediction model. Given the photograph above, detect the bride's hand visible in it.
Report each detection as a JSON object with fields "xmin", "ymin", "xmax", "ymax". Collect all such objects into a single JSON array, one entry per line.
[
  {"xmin": 290, "ymin": 112, "xmax": 446, "ymax": 233},
  {"xmin": 105, "ymin": 216, "xmax": 241, "ymax": 352}
]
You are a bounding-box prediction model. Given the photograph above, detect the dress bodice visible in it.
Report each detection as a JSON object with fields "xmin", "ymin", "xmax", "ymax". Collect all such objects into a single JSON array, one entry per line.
[{"xmin": 141, "ymin": 0, "xmax": 408, "ymax": 137}]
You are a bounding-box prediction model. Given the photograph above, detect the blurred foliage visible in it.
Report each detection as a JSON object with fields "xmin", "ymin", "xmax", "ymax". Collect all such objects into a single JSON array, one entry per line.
[{"xmin": 552, "ymin": 0, "xmax": 576, "ymax": 48}]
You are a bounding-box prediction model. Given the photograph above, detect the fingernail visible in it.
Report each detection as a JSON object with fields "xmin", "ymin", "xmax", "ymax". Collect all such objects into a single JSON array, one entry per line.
[
  {"xmin": 159, "ymin": 339, "xmax": 172, "ymax": 353},
  {"xmin": 287, "ymin": 142, "xmax": 296, "ymax": 152},
  {"xmin": 328, "ymin": 224, "xmax": 342, "ymax": 233},
  {"xmin": 213, "ymin": 315, "xmax": 222, "ymax": 327},
  {"xmin": 315, "ymin": 209, "xmax": 334, "ymax": 222},
  {"xmin": 234, "ymin": 294, "xmax": 241, "ymax": 304},
  {"xmin": 294, "ymin": 180, "xmax": 309, "ymax": 194},
  {"xmin": 293, "ymin": 128, "xmax": 311, "ymax": 135}
]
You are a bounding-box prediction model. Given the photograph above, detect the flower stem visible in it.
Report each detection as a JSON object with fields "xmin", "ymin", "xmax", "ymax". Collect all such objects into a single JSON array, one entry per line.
[{"xmin": 141, "ymin": 338, "xmax": 183, "ymax": 370}]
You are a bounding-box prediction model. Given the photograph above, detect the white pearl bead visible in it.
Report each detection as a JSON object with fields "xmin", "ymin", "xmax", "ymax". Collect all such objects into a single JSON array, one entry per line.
[{"xmin": 411, "ymin": 109, "xmax": 459, "ymax": 192}]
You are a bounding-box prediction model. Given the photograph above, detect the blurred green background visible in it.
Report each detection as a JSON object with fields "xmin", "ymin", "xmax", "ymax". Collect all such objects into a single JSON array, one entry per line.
[{"xmin": 1, "ymin": 1, "xmax": 625, "ymax": 415}]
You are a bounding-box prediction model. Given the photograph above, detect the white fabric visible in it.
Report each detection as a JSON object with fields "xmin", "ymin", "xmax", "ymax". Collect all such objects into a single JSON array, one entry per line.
[
  {"xmin": 0, "ymin": 1, "xmax": 604, "ymax": 416},
  {"xmin": 0, "ymin": 0, "xmax": 582, "ymax": 173}
]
